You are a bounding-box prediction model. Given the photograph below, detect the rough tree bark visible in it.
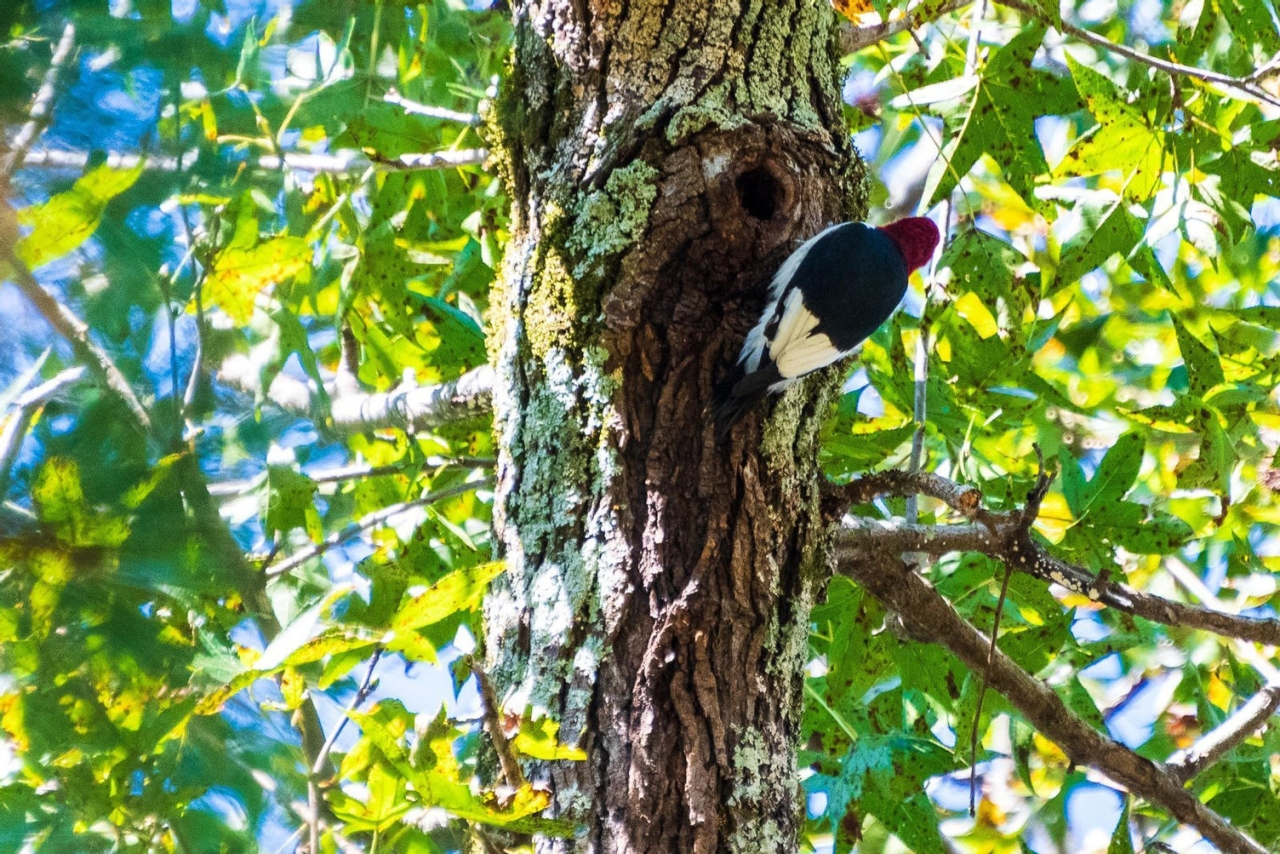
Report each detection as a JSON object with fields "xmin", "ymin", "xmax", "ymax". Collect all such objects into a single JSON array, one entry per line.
[{"xmin": 485, "ymin": 1, "xmax": 866, "ymax": 850}]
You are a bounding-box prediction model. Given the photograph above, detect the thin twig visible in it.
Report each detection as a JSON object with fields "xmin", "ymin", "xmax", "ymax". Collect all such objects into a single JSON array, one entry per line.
[
  {"xmin": 1, "ymin": 251, "xmax": 151, "ymax": 432},
  {"xmin": 18, "ymin": 146, "xmax": 489, "ymax": 176},
  {"xmin": 839, "ymin": 0, "xmax": 972, "ymax": 53},
  {"xmin": 312, "ymin": 647, "xmax": 384, "ymax": 777},
  {"xmin": 307, "ymin": 781, "xmax": 320, "ymax": 854},
  {"xmin": 466, "ymin": 655, "xmax": 526, "ymax": 788},
  {"xmin": 1166, "ymin": 683, "xmax": 1280, "ymax": 784},
  {"xmin": 969, "ymin": 560, "xmax": 1012, "ymax": 816},
  {"xmin": 839, "ymin": 554, "xmax": 1268, "ymax": 854},
  {"xmin": 0, "ymin": 23, "xmax": 76, "ymax": 179},
  {"xmin": 265, "ymin": 479, "xmax": 491, "ymax": 578},
  {"xmin": 1000, "ymin": 0, "xmax": 1280, "ymax": 110},
  {"xmin": 206, "ymin": 458, "xmax": 495, "ymax": 497},
  {"xmin": 383, "ymin": 91, "xmax": 482, "ymax": 126},
  {"xmin": 0, "ymin": 366, "xmax": 86, "ymax": 496}
]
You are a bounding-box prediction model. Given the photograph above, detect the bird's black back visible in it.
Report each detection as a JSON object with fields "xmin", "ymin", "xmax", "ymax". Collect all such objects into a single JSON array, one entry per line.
[{"xmin": 799, "ymin": 223, "xmax": 909, "ymax": 352}]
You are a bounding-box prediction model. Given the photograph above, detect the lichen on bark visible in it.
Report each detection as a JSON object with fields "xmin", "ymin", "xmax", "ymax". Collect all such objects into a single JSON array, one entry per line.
[{"xmin": 485, "ymin": 0, "xmax": 868, "ymax": 849}]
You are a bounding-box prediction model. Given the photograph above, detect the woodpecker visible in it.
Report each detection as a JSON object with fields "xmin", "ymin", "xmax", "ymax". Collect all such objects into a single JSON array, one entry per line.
[{"xmin": 713, "ymin": 216, "xmax": 940, "ymax": 439}]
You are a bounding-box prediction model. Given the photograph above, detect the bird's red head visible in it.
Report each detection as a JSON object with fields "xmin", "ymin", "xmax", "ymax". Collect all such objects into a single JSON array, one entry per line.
[{"xmin": 879, "ymin": 216, "xmax": 941, "ymax": 273}]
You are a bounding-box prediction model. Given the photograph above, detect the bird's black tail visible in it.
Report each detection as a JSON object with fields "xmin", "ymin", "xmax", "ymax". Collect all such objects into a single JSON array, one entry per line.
[{"xmin": 712, "ymin": 362, "xmax": 781, "ymax": 441}]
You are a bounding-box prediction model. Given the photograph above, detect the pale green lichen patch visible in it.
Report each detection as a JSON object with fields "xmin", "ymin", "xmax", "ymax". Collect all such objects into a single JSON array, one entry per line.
[
  {"xmin": 666, "ymin": 83, "xmax": 745, "ymax": 144},
  {"xmin": 503, "ymin": 340, "xmax": 622, "ymax": 723},
  {"xmin": 567, "ymin": 160, "xmax": 659, "ymax": 277},
  {"xmin": 728, "ymin": 726, "xmax": 795, "ymax": 853}
]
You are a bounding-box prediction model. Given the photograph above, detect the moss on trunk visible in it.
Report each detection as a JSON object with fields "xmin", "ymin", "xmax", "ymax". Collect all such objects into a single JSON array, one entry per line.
[{"xmin": 485, "ymin": 1, "xmax": 867, "ymax": 849}]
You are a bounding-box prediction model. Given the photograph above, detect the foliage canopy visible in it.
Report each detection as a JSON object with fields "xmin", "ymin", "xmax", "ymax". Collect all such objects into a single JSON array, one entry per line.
[{"xmin": 1, "ymin": 0, "xmax": 1280, "ymax": 851}]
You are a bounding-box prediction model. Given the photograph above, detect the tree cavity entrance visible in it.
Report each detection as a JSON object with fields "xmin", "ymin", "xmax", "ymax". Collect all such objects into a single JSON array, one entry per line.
[{"xmin": 736, "ymin": 166, "xmax": 781, "ymax": 221}]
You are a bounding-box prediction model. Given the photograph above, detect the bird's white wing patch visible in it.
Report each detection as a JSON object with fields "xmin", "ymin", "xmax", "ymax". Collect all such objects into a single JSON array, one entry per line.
[
  {"xmin": 768, "ymin": 288, "xmax": 819, "ymax": 367},
  {"xmin": 739, "ymin": 223, "xmax": 844, "ymax": 373},
  {"xmin": 774, "ymin": 331, "xmax": 843, "ymax": 379}
]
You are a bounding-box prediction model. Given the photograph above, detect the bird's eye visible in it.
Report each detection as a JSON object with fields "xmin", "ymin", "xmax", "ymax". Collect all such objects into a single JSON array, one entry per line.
[{"xmin": 736, "ymin": 166, "xmax": 780, "ymax": 222}]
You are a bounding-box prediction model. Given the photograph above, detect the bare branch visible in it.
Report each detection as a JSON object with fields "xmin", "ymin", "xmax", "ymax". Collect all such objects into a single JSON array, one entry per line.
[
  {"xmin": 999, "ymin": 0, "xmax": 1280, "ymax": 110},
  {"xmin": 18, "ymin": 146, "xmax": 489, "ymax": 176},
  {"xmin": 383, "ymin": 91, "xmax": 482, "ymax": 126},
  {"xmin": 384, "ymin": 149, "xmax": 490, "ymax": 170},
  {"xmin": 218, "ymin": 355, "xmax": 494, "ymax": 434},
  {"xmin": 1, "ymin": 252, "xmax": 151, "ymax": 432},
  {"xmin": 839, "ymin": 0, "xmax": 972, "ymax": 53},
  {"xmin": 0, "ymin": 366, "xmax": 86, "ymax": 496},
  {"xmin": 466, "ymin": 655, "xmax": 526, "ymax": 788},
  {"xmin": 838, "ymin": 554, "xmax": 1268, "ymax": 854},
  {"xmin": 1158, "ymin": 559, "xmax": 1280, "ymax": 783},
  {"xmin": 824, "ymin": 469, "xmax": 982, "ymax": 519},
  {"xmin": 304, "ymin": 646, "xmax": 383, "ymax": 854},
  {"xmin": 312, "ymin": 648, "xmax": 384, "ymax": 777},
  {"xmin": 0, "ymin": 23, "xmax": 76, "ymax": 179},
  {"xmin": 832, "ymin": 470, "xmax": 1280, "ymax": 646},
  {"xmin": 1166, "ymin": 683, "xmax": 1280, "ymax": 785},
  {"xmin": 206, "ymin": 458, "xmax": 494, "ymax": 496}
]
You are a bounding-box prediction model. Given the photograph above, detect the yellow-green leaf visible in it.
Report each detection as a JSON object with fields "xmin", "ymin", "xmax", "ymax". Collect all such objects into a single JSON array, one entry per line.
[
  {"xmin": 390, "ymin": 561, "xmax": 504, "ymax": 633},
  {"xmin": 206, "ymin": 235, "xmax": 310, "ymax": 323},
  {"xmin": 513, "ymin": 714, "xmax": 587, "ymax": 761},
  {"xmin": 15, "ymin": 163, "xmax": 144, "ymax": 269}
]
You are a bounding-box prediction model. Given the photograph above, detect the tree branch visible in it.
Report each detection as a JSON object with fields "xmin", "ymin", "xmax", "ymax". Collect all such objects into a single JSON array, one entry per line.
[
  {"xmin": 831, "ymin": 470, "xmax": 1280, "ymax": 647},
  {"xmin": 999, "ymin": 0, "xmax": 1280, "ymax": 110},
  {"xmin": 0, "ymin": 23, "xmax": 76, "ymax": 179},
  {"xmin": 0, "ymin": 366, "xmax": 85, "ymax": 497},
  {"xmin": 838, "ymin": 554, "xmax": 1268, "ymax": 854},
  {"xmin": 312, "ymin": 648, "xmax": 384, "ymax": 778},
  {"xmin": 839, "ymin": 0, "xmax": 972, "ymax": 53},
  {"xmin": 218, "ymin": 355, "xmax": 494, "ymax": 434},
  {"xmin": 1166, "ymin": 683, "xmax": 1280, "ymax": 785},
  {"xmin": 465, "ymin": 655, "xmax": 526, "ymax": 788},
  {"xmin": 1, "ymin": 252, "xmax": 151, "ymax": 432},
  {"xmin": 17, "ymin": 146, "xmax": 489, "ymax": 176},
  {"xmin": 383, "ymin": 91, "xmax": 482, "ymax": 126},
  {"xmin": 206, "ymin": 457, "xmax": 494, "ymax": 496},
  {"xmin": 175, "ymin": 454, "xmax": 337, "ymax": 790}
]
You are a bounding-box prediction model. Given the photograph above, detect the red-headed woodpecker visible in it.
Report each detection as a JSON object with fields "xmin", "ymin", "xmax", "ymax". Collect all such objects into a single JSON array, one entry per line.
[{"xmin": 713, "ymin": 216, "xmax": 940, "ymax": 439}]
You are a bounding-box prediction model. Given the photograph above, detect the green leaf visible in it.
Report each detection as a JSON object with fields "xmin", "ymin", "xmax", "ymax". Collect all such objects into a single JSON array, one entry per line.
[
  {"xmin": 936, "ymin": 227, "xmax": 1024, "ymax": 307},
  {"xmin": 1058, "ymin": 448, "xmax": 1088, "ymax": 519},
  {"xmin": 263, "ymin": 460, "xmax": 322, "ymax": 542},
  {"xmin": 807, "ymin": 735, "xmax": 955, "ymax": 854},
  {"xmin": 1108, "ymin": 797, "xmax": 1135, "ymax": 854},
  {"xmin": 1221, "ymin": 0, "xmax": 1280, "ymax": 56},
  {"xmin": 921, "ymin": 24, "xmax": 1073, "ymax": 208},
  {"xmin": 1170, "ymin": 316, "xmax": 1225, "ymax": 398},
  {"xmin": 1011, "ymin": 716, "xmax": 1037, "ymax": 795},
  {"xmin": 15, "ymin": 163, "xmax": 144, "ymax": 269},
  {"xmin": 32, "ymin": 457, "xmax": 129, "ymax": 547},
  {"xmin": 1086, "ymin": 432, "xmax": 1145, "ymax": 510},
  {"xmin": 1110, "ymin": 510, "xmax": 1194, "ymax": 554},
  {"xmin": 1056, "ymin": 56, "xmax": 1164, "ymax": 200},
  {"xmin": 389, "ymin": 561, "xmax": 504, "ymax": 632},
  {"xmin": 255, "ymin": 585, "xmax": 354, "ymax": 671},
  {"xmin": 1052, "ymin": 194, "xmax": 1142, "ymax": 293},
  {"xmin": 998, "ymin": 606, "xmax": 1073, "ymax": 675},
  {"xmin": 206, "ymin": 206, "xmax": 311, "ymax": 323},
  {"xmin": 1061, "ymin": 675, "xmax": 1107, "ymax": 731}
]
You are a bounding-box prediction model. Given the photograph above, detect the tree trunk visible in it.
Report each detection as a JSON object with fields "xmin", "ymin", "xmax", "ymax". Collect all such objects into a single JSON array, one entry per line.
[{"xmin": 486, "ymin": 1, "xmax": 866, "ymax": 850}]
